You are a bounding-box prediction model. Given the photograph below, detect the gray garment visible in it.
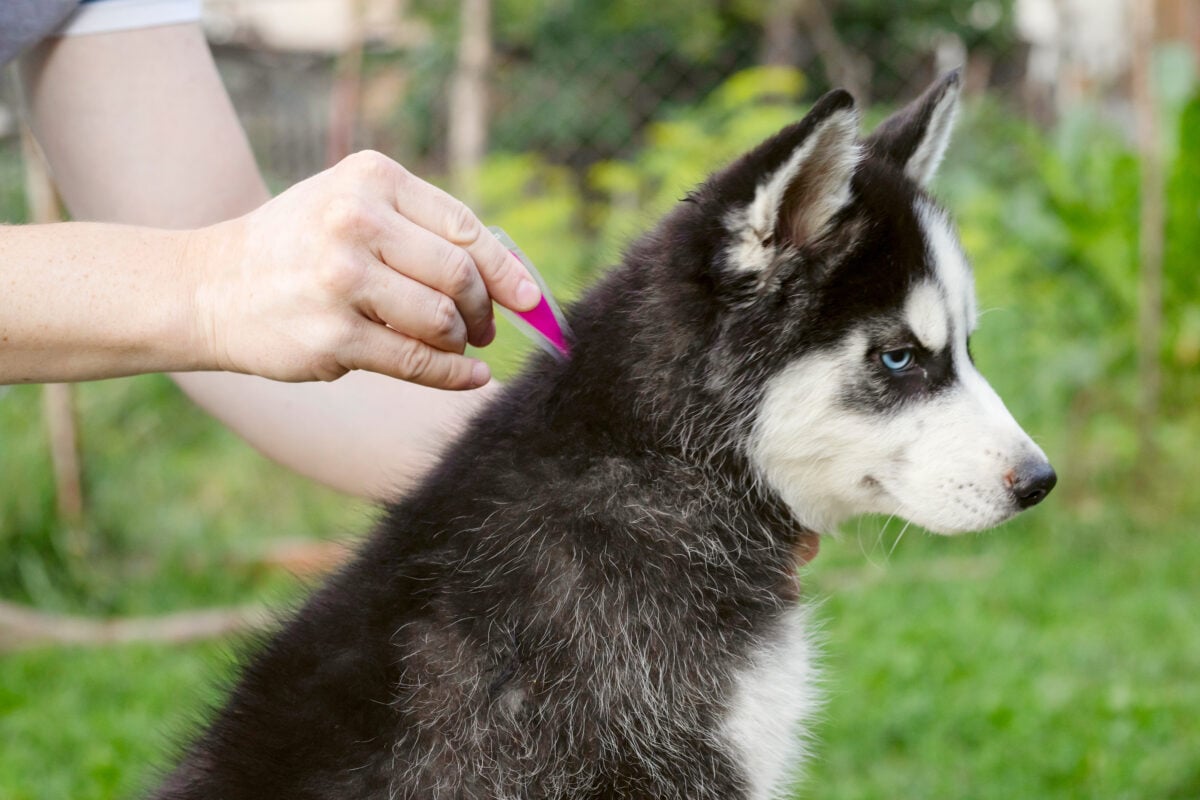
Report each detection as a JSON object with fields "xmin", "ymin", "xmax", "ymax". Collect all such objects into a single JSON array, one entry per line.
[{"xmin": 0, "ymin": 0, "xmax": 81, "ymax": 65}]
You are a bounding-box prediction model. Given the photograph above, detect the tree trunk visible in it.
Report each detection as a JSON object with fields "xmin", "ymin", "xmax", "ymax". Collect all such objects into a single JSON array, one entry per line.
[
  {"xmin": 797, "ymin": 0, "xmax": 869, "ymax": 102},
  {"xmin": 447, "ymin": 0, "xmax": 491, "ymax": 206},
  {"xmin": 327, "ymin": 0, "xmax": 366, "ymax": 166},
  {"xmin": 1131, "ymin": 0, "xmax": 1165, "ymax": 475},
  {"xmin": 20, "ymin": 126, "xmax": 87, "ymax": 543},
  {"xmin": 761, "ymin": 0, "xmax": 800, "ymax": 67}
]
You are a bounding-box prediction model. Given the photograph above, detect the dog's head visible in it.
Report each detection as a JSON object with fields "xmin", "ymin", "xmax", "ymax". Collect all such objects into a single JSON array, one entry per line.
[{"xmin": 600, "ymin": 71, "xmax": 1054, "ymax": 535}]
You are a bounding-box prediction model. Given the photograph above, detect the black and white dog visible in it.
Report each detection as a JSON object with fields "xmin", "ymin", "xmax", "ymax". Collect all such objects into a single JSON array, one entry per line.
[{"xmin": 154, "ymin": 71, "xmax": 1055, "ymax": 799}]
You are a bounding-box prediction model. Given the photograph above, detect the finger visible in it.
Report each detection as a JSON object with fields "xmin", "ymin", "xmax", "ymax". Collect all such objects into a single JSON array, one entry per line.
[
  {"xmin": 359, "ymin": 268, "xmax": 469, "ymax": 354},
  {"xmin": 374, "ymin": 214, "xmax": 494, "ymax": 348},
  {"xmin": 390, "ymin": 170, "xmax": 542, "ymax": 313},
  {"xmin": 347, "ymin": 321, "xmax": 491, "ymax": 390}
]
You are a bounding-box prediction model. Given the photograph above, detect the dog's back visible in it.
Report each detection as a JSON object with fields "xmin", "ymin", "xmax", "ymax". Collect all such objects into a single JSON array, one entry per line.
[{"xmin": 155, "ymin": 72, "xmax": 1055, "ymax": 799}]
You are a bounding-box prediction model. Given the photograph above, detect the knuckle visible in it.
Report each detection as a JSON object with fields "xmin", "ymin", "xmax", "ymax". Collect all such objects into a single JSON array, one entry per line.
[
  {"xmin": 312, "ymin": 318, "xmax": 355, "ymax": 355},
  {"xmin": 323, "ymin": 195, "xmax": 370, "ymax": 238},
  {"xmin": 317, "ymin": 255, "xmax": 368, "ymax": 298},
  {"xmin": 313, "ymin": 354, "xmax": 349, "ymax": 382},
  {"xmin": 443, "ymin": 198, "xmax": 481, "ymax": 245},
  {"xmin": 344, "ymin": 149, "xmax": 393, "ymax": 181},
  {"xmin": 440, "ymin": 247, "xmax": 478, "ymax": 297},
  {"xmin": 396, "ymin": 337, "xmax": 435, "ymax": 380},
  {"xmin": 303, "ymin": 322, "xmax": 355, "ymax": 380},
  {"xmin": 391, "ymin": 160, "xmax": 414, "ymax": 188},
  {"xmin": 430, "ymin": 295, "xmax": 464, "ymax": 341}
]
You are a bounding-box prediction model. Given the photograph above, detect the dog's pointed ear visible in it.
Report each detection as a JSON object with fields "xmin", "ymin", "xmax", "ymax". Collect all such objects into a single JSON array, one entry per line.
[
  {"xmin": 715, "ymin": 89, "xmax": 862, "ymax": 275},
  {"xmin": 866, "ymin": 69, "xmax": 962, "ymax": 186}
]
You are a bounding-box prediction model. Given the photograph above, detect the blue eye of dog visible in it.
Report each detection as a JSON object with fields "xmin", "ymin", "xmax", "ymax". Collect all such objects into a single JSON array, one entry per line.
[{"xmin": 881, "ymin": 348, "xmax": 915, "ymax": 371}]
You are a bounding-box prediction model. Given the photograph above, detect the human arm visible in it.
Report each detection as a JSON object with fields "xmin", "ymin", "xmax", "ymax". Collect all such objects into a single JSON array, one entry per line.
[
  {"xmin": 17, "ymin": 23, "xmax": 522, "ymax": 497},
  {"xmin": 0, "ymin": 221, "xmax": 209, "ymax": 384},
  {"xmin": 0, "ymin": 212, "xmax": 504, "ymax": 496},
  {"xmin": 1, "ymin": 156, "xmax": 533, "ymax": 386}
]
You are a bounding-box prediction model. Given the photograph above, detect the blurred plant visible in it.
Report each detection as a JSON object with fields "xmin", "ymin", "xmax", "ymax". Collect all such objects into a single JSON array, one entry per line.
[
  {"xmin": 828, "ymin": 0, "xmax": 1020, "ymax": 94},
  {"xmin": 589, "ymin": 65, "xmax": 809, "ymax": 264},
  {"xmin": 396, "ymin": 0, "xmax": 1023, "ymax": 175}
]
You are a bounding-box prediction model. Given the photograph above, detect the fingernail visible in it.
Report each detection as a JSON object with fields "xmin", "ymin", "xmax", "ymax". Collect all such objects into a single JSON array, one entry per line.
[
  {"xmin": 516, "ymin": 279, "xmax": 541, "ymax": 310},
  {"xmin": 471, "ymin": 360, "xmax": 491, "ymax": 387},
  {"xmin": 479, "ymin": 318, "xmax": 496, "ymax": 346}
]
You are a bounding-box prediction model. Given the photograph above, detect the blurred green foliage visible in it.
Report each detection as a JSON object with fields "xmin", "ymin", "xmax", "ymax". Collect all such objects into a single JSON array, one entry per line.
[
  {"xmin": 399, "ymin": 0, "xmax": 1020, "ymax": 170},
  {"xmin": 829, "ymin": 0, "xmax": 1018, "ymax": 93},
  {"xmin": 405, "ymin": 0, "xmax": 763, "ymax": 164},
  {"xmin": 0, "ymin": 642, "xmax": 229, "ymax": 800},
  {"xmin": 2, "ymin": 45, "xmax": 1199, "ymax": 800}
]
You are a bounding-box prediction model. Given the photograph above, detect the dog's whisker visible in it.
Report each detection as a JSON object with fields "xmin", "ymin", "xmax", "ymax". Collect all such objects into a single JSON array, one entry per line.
[
  {"xmin": 860, "ymin": 512, "xmax": 897, "ymax": 569},
  {"xmin": 876, "ymin": 512, "xmax": 897, "ymax": 553},
  {"xmin": 887, "ymin": 519, "xmax": 913, "ymax": 561}
]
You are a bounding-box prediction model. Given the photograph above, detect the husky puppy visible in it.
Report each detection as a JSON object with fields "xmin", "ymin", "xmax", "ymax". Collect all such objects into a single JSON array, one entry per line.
[{"xmin": 154, "ymin": 71, "xmax": 1055, "ymax": 800}]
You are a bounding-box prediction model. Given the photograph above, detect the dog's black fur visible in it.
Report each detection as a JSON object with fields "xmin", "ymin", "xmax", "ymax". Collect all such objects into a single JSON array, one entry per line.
[{"xmin": 153, "ymin": 79, "xmax": 958, "ymax": 800}]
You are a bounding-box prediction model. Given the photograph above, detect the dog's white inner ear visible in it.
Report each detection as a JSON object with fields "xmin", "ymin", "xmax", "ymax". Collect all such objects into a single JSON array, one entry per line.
[
  {"xmin": 747, "ymin": 108, "xmax": 861, "ymax": 254},
  {"xmin": 903, "ymin": 83, "xmax": 960, "ymax": 185},
  {"xmin": 868, "ymin": 71, "xmax": 962, "ymax": 187}
]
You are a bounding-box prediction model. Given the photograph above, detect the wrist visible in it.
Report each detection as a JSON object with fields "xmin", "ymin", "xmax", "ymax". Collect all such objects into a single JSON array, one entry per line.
[{"xmin": 173, "ymin": 222, "xmax": 229, "ymax": 374}]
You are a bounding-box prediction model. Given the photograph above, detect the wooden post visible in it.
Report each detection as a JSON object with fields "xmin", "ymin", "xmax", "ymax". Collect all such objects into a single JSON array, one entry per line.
[
  {"xmin": 327, "ymin": 0, "xmax": 366, "ymax": 166},
  {"xmin": 447, "ymin": 0, "xmax": 491, "ymax": 206},
  {"xmin": 761, "ymin": 0, "xmax": 800, "ymax": 67},
  {"xmin": 1131, "ymin": 0, "xmax": 1165, "ymax": 473},
  {"xmin": 797, "ymin": 0, "xmax": 869, "ymax": 102},
  {"xmin": 19, "ymin": 126, "xmax": 87, "ymax": 544}
]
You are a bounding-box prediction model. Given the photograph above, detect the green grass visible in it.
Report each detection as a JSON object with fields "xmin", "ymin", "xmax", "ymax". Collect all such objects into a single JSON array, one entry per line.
[
  {"xmin": 0, "ymin": 643, "xmax": 230, "ymax": 800},
  {"xmin": 800, "ymin": 502, "xmax": 1200, "ymax": 799},
  {"xmin": 0, "ymin": 374, "xmax": 362, "ymax": 798}
]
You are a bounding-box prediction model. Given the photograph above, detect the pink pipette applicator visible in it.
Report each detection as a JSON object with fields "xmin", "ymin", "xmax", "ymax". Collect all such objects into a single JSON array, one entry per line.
[{"xmin": 488, "ymin": 227, "xmax": 572, "ymax": 360}]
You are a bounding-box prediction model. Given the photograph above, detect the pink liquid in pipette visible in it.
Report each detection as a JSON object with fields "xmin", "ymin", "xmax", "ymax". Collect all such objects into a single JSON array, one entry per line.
[
  {"xmin": 506, "ymin": 251, "xmax": 570, "ymax": 356},
  {"xmin": 516, "ymin": 295, "xmax": 569, "ymax": 355}
]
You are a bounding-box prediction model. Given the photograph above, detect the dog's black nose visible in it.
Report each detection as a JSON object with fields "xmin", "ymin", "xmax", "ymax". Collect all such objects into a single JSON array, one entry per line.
[{"xmin": 1010, "ymin": 460, "xmax": 1057, "ymax": 509}]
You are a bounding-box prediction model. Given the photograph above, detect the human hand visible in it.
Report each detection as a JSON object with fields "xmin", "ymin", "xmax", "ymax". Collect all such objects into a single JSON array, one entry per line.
[{"xmin": 189, "ymin": 151, "xmax": 540, "ymax": 389}]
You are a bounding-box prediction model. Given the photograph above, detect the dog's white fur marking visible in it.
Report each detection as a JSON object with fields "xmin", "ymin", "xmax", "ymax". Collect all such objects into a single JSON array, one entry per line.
[
  {"xmin": 905, "ymin": 82, "xmax": 960, "ymax": 186},
  {"xmin": 748, "ymin": 197, "xmax": 1048, "ymax": 536},
  {"xmin": 748, "ymin": 338, "xmax": 879, "ymax": 533},
  {"xmin": 726, "ymin": 109, "xmax": 862, "ymax": 274},
  {"xmin": 919, "ymin": 201, "xmax": 977, "ymax": 341},
  {"xmin": 722, "ymin": 605, "xmax": 820, "ymax": 799},
  {"xmin": 904, "ymin": 203, "xmax": 976, "ymax": 355},
  {"xmin": 904, "ymin": 281, "xmax": 950, "ymax": 352},
  {"xmin": 749, "ymin": 332, "xmax": 1046, "ymax": 535}
]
